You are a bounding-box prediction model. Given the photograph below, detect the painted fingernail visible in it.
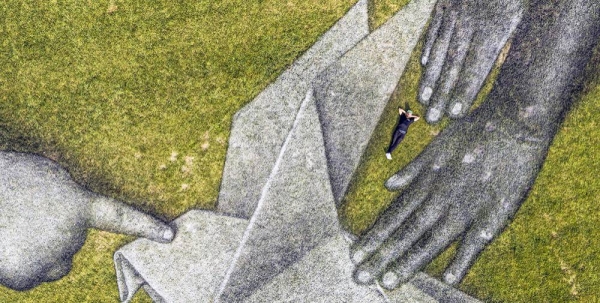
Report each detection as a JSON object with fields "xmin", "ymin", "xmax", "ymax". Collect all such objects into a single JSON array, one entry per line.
[
  {"xmin": 382, "ymin": 271, "xmax": 399, "ymax": 289},
  {"xmin": 162, "ymin": 227, "xmax": 175, "ymax": 241},
  {"xmin": 479, "ymin": 230, "xmax": 493, "ymax": 240},
  {"xmin": 352, "ymin": 249, "xmax": 366, "ymax": 265},
  {"xmin": 341, "ymin": 230, "xmax": 358, "ymax": 244},
  {"xmin": 421, "ymin": 87, "xmax": 433, "ymax": 102},
  {"xmin": 355, "ymin": 270, "xmax": 373, "ymax": 284},
  {"xmin": 450, "ymin": 103, "xmax": 462, "ymax": 115},
  {"xmin": 427, "ymin": 108, "xmax": 441, "ymax": 122},
  {"xmin": 421, "ymin": 55, "xmax": 429, "ymax": 66},
  {"xmin": 444, "ymin": 272, "xmax": 458, "ymax": 285},
  {"xmin": 385, "ymin": 174, "xmax": 408, "ymax": 190},
  {"xmin": 462, "ymin": 152, "xmax": 475, "ymax": 164}
]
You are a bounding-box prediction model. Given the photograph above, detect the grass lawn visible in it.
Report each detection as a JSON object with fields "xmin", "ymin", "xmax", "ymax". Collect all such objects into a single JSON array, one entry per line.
[{"xmin": 1, "ymin": 0, "xmax": 598, "ymax": 302}]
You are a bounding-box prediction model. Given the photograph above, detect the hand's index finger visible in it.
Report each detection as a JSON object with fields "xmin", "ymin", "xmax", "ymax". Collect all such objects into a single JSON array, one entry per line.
[{"xmin": 86, "ymin": 194, "xmax": 175, "ymax": 243}]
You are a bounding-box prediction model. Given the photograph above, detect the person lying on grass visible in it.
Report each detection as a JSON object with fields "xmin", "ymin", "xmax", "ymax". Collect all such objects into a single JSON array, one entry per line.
[
  {"xmin": 351, "ymin": 0, "xmax": 599, "ymax": 289},
  {"xmin": 386, "ymin": 108, "xmax": 420, "ymax": 160}
]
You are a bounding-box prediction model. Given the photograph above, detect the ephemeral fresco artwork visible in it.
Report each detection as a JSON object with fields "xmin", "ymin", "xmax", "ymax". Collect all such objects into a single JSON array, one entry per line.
[{"xmin": 1, "ymin": 0, "xmax": 599, "ymax": 302}]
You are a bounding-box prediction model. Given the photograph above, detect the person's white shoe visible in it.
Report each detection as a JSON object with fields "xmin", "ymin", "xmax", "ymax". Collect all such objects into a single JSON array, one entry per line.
[{"xmin": 385, "ymin": 153, "xmax": 392, "ymax": 160}]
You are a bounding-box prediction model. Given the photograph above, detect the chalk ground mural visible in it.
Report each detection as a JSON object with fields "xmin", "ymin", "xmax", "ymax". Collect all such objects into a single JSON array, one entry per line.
[{"xmin": 1, "ymin": 0, "xmax": 599, "ymax": 302}]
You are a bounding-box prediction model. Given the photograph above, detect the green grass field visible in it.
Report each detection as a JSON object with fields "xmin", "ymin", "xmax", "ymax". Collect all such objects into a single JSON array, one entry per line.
[{"xmin": 1, "ymin": 0, "xmax": 598, "ymax": 302}]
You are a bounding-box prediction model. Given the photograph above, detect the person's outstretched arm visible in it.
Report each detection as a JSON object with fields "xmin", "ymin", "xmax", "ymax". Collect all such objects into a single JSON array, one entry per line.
[{"xmin": 351, "ymin": 0, "xmax": 600, "ymax": 288}]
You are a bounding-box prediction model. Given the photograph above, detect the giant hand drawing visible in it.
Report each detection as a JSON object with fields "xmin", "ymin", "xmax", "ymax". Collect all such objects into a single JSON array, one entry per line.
[
  {"xmin": 418, "ymin": 0, "xmax": 524, "ymax": 122},
  {"xmin": 353, "ymin": 0, "xmax": 600, "ymax": 290},
  {"xmin": 113, "ymin": 0, "xmax": 480, "ymax": 301},
  {"xmin": 0, "ymin": 152, "xmax": 174, "ymax": 291},
  {"xmin": 1, "ymin": 0, "xmax": 598, "ymax": 301}
]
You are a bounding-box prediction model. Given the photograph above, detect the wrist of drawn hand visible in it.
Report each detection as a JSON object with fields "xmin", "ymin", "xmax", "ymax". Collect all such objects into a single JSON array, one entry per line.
[{"xmin": 476, "ymin": 96, "xmax": 562, "ymax": 147}]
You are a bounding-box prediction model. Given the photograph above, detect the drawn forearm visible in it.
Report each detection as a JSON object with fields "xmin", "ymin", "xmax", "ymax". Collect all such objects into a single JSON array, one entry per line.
[{"xmin": 478, "ymin": 0, "xmax": 600, "ymax": 139}]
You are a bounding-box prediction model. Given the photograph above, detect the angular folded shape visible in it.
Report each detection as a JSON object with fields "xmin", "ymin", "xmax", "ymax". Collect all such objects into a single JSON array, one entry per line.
[
  {"xmin": 114, "ymin": 208, "xmax": 479, "ymax": 302},
  {"xmin": 246, "ymin": 233, "xmax": 439, "ymax": 303},
  {"xmin": 114, "ymin": 210, "xmax": 248, "ymax": 303},
  {"xmin": 313, "ymin": 0, "xmax": 437, "ymax": 203},
  {"xmin": 113, "ymin": 0, "xmax": 482, "ymax": 301},
  {"xmin": 217, "ymin": 0, "xmax": 370, "ymax": 219},
  {"xmin": 215, "ymin": 90, "xmax": 338, "ymax": 301}
]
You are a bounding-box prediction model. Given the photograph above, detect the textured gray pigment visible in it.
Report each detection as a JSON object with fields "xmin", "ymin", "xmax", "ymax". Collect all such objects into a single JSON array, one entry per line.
[
  {"xmin": 353, "ymin": 0, "xmax": 600, "ymax": 288},
  {"xmin": 5, "ymin": 0, "xmax": 595, "ymax": 300},
  {"xmin": 114, "ymin": 0, "xmax": 480, "ymax": 300},
  {"xmin": 115, "ymin": 210, "xmax": 248, "ymax": 303},
  {"xmin": 418, "ymin": 0, "xmax": 524, "ymax": 122},
  {"xmin": 115, "ymin": 210, "xmax": 475, "ymax": 302},
  {"xmin": 113, "ymin": 92, "xmax": 479, "ymax": 302},
  {"xmin": 0, "ymin": 151, "xmax": 172, "ymax": 291},
  {"xmin": 114, "ymin": 92, "xmax": 479, "ymax": 301},
  {"xmin": 0, "ymin": 152, "xmax": 89, "ymax": 291},
  {"xmin": 245, "ymin": 234, "xmax": 387, "ymax": 303},
  {"xmin": 247, "ymin": 233, "xmax": 442, "ymax": 303},
  {"xmin": 410, "ymin": 273, "xmax": 481, "ymax": 303},
  {"xmin": 385, "ymin": 279, "xmax": 438, "ymax": 303},
  {"xmin": 217, "ymin": 0, "xmax": 369, "ymax": 219},
  {"xmin": 216, "ymin": 92, "xmax": 339, "ymax": 301},
  {"xmin": 313, "ymin": 0, "xmax": 436, "ymax": 204}
]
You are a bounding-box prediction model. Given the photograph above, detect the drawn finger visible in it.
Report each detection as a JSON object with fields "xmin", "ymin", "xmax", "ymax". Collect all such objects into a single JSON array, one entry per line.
[
  {"xmin": 351, "ymin": 172, "xmax": 436, "ymax": 265},
  {"xmin": 87, "ymin": 194, "xmax": 175, "ymax": 243},
  {"xmin": 426, "ymin": 25, "xmax": 474, "ymax": 123},
  {"xmin": 442, "ymin": 198, "xmax": 516, "ymax": 286},
  {"xmin": 353, "ymin": 200, "xmax": 449, "ymax": 285},
  {"xmin": 419, "ymin": 10, "xmax": 457, "ymax": 105},
  {"xmin": 421, "ymin": 2, "xmax": 445, "ymax": 66},
  {"xmin": 380, "ymin": 218, "xmax": 465, "ymax": 289},
  {"xmin": 43, "ymin": 260, "xmax": 73, "ymax": 282},
  {"xmin": 447, "ymin": 27, "xmax": 514, "ymax": 118},
  {"xmin": 384, "ymin": 151, "xmax": 432, "ymax": 191},
  {"xmin": 353, "ymin": 148, "xmax": 455, "ymax": 265}
]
